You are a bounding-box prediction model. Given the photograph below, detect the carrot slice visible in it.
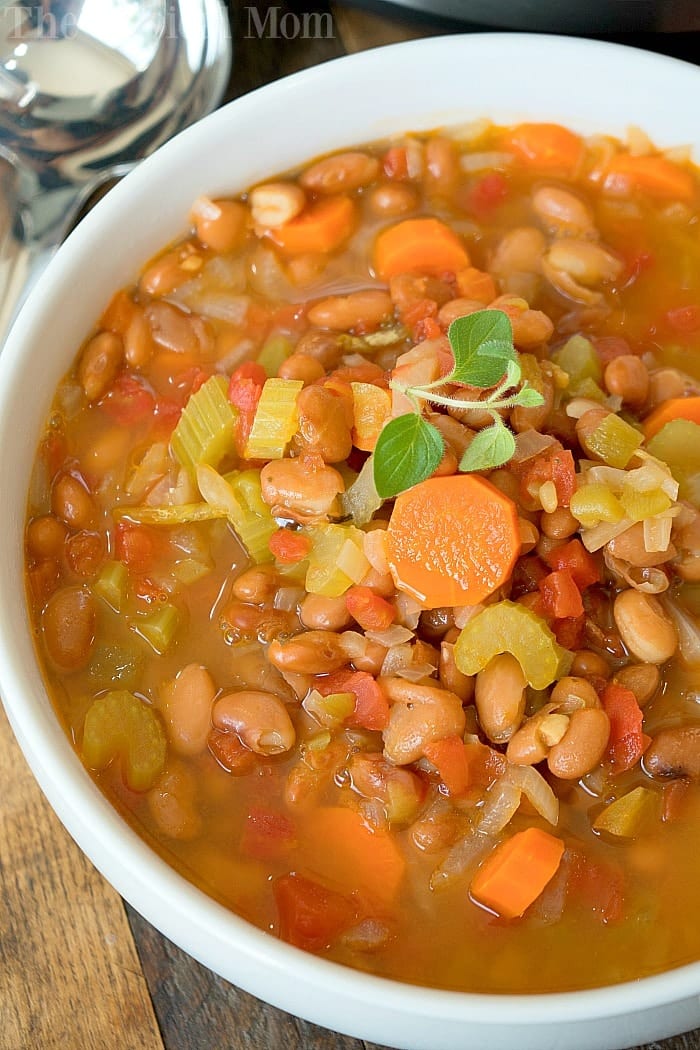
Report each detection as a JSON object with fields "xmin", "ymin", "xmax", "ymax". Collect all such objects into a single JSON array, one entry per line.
[
  {"xmin": 643, "ymin": 396, "xmax": 700, "ymax": 439},
  {"xmin": 302, "ymin": 806, "xmax": 405, "ymax": 906},
  {"xmin": 470, "ymin": 827, "xmax": 565, "ymax": 919},
  {"xmin": 266, "ymin": 195, "xmax": 356, "ymax": 255},
  {"xmin": 603, "ymin": 154, "xmax": 695, "ymax": 201},
  {"xmin": 505, "ymin": 123, "xmax": 583, "ymax": 176},
  {"xmin": 373, "ymin": 218, "xmax": 469, "ymax": 280},
  {"xmin": 386, "ymin": 475, "xmax": 520, "ymax": 610},
  {"xmin": 423, "ymin": 736, "xmax": 470, "ymax": 797}
]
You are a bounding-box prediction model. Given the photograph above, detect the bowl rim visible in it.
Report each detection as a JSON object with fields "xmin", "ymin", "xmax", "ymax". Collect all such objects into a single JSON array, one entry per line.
[{"xmin": 2, "ymin": 28, "xmax": 700, "ymax": 1040}]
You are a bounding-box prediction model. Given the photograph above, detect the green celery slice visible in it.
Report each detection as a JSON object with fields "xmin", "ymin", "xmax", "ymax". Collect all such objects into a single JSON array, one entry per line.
[{"xmin": 171, "ymin": 374, "xmax": 237, "ymax": 472}]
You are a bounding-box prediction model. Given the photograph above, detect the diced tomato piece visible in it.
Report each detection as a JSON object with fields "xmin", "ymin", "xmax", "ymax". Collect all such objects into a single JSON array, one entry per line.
[
  {"xmin": 99, "ymin": 374, "xmax": 155, "ymax": 427},
  {"xmin": 134, "ymin": 576, "xmax": 170, "ymax": 605},
  {"xmin": 517, "ymin": 590, "xmax": 549, "ymax": 620},
  {"xmin": 463, "ymin": 740, "xmax": 507, "ymax": 788},
  {"xmin": 153, "ymin": 397, "xmax": 182, "ymax": 431},
  {"xmin": 240, "ymin": 806, "xmax": 296, "ymax": 862},
  {"xmin": 268, "ymin": 528, "xmax": 311, "ymax": 564},
  {"xmin": 100, "ymin": 289, "xmax": 136, "ymax": 335},
  {"xmin": 29, "ymin": 560, "xmax": 60, "ymax": 605},
  {"xmin": 274, "ymin": 873, "xmax": 356, "ymax": 952},
  {"xmin": 543, "ymin": 538, "xmax": 601, "ymax": 591},
  {"xmin": 228, "ymin": 362, "xmax": 266, "ymax": 455},
  {"xmin": 40, "ymin": 431, "xmax": 67, "ymax": 481},
  {"xmin": 539, "ymin": 569, "xmax": 584, "ymax": 620},
  {"xmin": 318, "ymin": 670, "xmax": 390, "ymax": 732},
  {"xmin": 566, "ymin": 850, "xmax": 624, "ymax": 924},
  {"xmin": 208, "ymin": 730, "xmax": 258, "ymax": 776},
  {"xmin": 666, "ymin": 305, "xmax": 700, "ymax": 334},
  {"xmin": 601, "ymin": 682, "xmax": 647, "ymax": 773},
  {"xmin": 465, "ymin": 172, "xmax": 509, "ymax": 220},
  {"xmin": 423, "ymin": 736, "xmax": 470, "ymax": 797},
  {"xmin": 345, "ymin": 586, "xmax": 396, "ymax": 632},
  {"xmin": 398, "ymin": 297, "xmax": 439, "ymax": 339},
  {"xmin": 662, "ymin": 779, "xmax": 691, "ymax": 823},
  {"xmin": 518, "ymin": 449, "xmax": 576, "ymax": 508},
  {"xmin": 592, "ymin": 335, "xmax": 638, "ymax": 364},
  {"xmin": 415, "ymin": 316, "xmax": 443, "ymax": 342},
  {"xmin": 382, "ymin": 146, "xmax": 408, "ymax": 180},
  {"xmin": 115, "ymin": 521, "xmax": 155, "ymax": 572}
]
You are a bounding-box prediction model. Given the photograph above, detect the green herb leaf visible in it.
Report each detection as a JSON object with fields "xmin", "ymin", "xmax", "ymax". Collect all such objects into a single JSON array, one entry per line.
[
  {"xmin": 373, "ymin": 413, "xmax": 445, "ymax": 498},
  {"xmin": 511, "ymin": 384, "xmax": 546, "ymax": 409},
  {"xmin": 459, "ymin": 417, "xmax": 516, "ymax": 473},
  {"xmin": 447, "ymin": 310, "xmax": 516, "ymax": 388}
]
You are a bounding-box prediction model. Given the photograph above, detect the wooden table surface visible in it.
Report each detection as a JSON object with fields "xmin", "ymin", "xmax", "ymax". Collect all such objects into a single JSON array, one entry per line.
[{"xmin": 2, "ymin": 3, "xmax": 700, "ymax": 1048}]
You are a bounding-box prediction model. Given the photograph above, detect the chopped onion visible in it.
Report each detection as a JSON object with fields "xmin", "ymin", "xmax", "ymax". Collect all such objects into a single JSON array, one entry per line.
[
  {"xmin": 394, "ymin": 592, "xmax": 422, "ymax": 630},
  {"xmin": 661, "ymin": 598, "xmax": 700, "ymax": 668},
  {"xmin": 405, "ymin": 137, "xmax": 423, "ymax": 179},
  {"xmin": 643, "ymin": 514, "xmax": 674, "ymax": 554},
  {"xmin": 504, "ymin": 764, "xmax": 559, "ymax": 826},
  {"xmin": 450, "ymin": 118, "xmax": 492, "ymax": 144},
  {"xmin": 476, "ymin": 779, "xmax": 522, "ymax": 835},
  {"xmin": 366, "ymin": 625, "xmax": 414, "ymax": 647},
  {"xmin": 190, "ymin": 195, "xmax": 221, "ymax": 221},
  {"xmin": 453, "ymin": 604, "xmax": 484, "ymax": 630},
  {"xmin": 581, "ymin": 516, "xmax": 634, "ymax": 552},
  {"xmin": 341, "ymin": 352, "xmax": 371, "ymax": 367},
  {"xmin": 184, "ymin": 291, "xmax": 250, "ymax": 325},
  {"xmin": 396, "ymin": 663, "xmax": 437, "ymax": 683},
  {"xmin": 430, "ymin": 832, "xmax": 495, "ymax": 891},
  {"xmin": 380, "ymin": 643, "xmax": 413, "ymax": 677},
  {"xmin": 511, "ymin": 430, "xmax": 559, "ymax": 465},
  {"xmin": 604, "ymin": 551, "xmax": 670, "ymax": 594},
  {"xmin": 460, "ymin": 151, "xmax": 514, "ymax": 173},
  {"xmin": 626, "ymin": 124, "xmax": 654, "ymax": 157},
  {"xmin": 363, "ymin": 528, "xmax": 390, "ymax": 575},
  {"xmin": 341, "ymin": 456, "xmax": 382, "ymax": 527},
  {"xmin": 273, "ymin": 586, "xmax": 304, "ymax": 612},
  {"xmin": 339, "ymin": 630, "xmax": 369, "ymax": 661}
]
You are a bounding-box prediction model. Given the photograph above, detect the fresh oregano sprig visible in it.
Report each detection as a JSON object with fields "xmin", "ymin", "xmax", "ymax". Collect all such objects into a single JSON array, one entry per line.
[{"xmin": 373, "ymin": 309, "xmax": 545, "ymax": 499}]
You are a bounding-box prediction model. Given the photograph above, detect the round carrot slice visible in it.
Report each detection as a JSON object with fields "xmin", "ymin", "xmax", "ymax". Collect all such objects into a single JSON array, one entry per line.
[
  {"xmin": 373, "ymin": 217, "xmax": 469, "ymax": 280},
  {"xmin": 386, "ymin": 475, "xmax": 520, "ymax": 610},
  {"xmin": 266, "ymin": 195, "xmax": 357, "ymax": 255}
]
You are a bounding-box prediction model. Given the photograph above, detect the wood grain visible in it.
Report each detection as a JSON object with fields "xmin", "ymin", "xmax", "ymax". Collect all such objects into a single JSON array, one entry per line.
[{"xmin": 0, "ymin": 706, "xmax": 163, "ymax": 1050}]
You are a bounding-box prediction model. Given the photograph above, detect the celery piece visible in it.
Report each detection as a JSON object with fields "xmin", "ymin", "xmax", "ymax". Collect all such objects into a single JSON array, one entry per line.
[
  {"xmin": 114, "ymin": 502, "xmax": 223, "ymax": 525},
  {"xmin": 586, "ymin": 414, "xmax": 643, "ymax": 468},
  {"xmin": 306, "ymin": 522, "xmax": 367, "ymax": 597},
  {"xmin": 133, "ymin": 603, "xmax": 181, "ymax": 654},
  {"xmin": 337, "ymin": 538, "xmax": 371, "ymax": 584},
  {"xmin": 454, "ymin": 600, "xmax": 572, "ymax": 690},
  {"xmin": 173, "ymin": 557, "xmax": 212, "ymax": 585},
  {"xmin": 171, "ymin": 375, "xmax": 236, "ymax": 472},
  {"xmin": 570, "ymin": 483, "xmax": 626, "ymax": 529},
  {"xmin": 570, "ymin": 377, "xmax": 607, "ymax": 403},
  {"xmin": 257, "ymin": 334, "xmax": 293, "ymax": 377},
  {"xmin": 88, "ymin": 644, "xmax": 143, "ymax": 691},
  {"xmin": 82, "ymin": 689, "xmax": 166, "ymax": 791},
  {"xmin": 305, "ymin": 729, "xmax": 332, "ymax": 752},
  {"xmin": 593, "ymin": 786, "xmax": 659, "ymax": 838},
  {"xmin": 619, "ymin": 484, "xmax": 672, "ymax": 522},
  {"xmin": 197, "ymin": 465, "xmax": 276, "ymax": 564},
  {"xmin": 552, "ymin": 335, "xmax": 602, "ymax": 388},
  {"xmin": 92, "ymin": 560, "xmax": 128, "ymax": 612},
  {"xmin": 385, "ymin": 779, "xmax": 421, "ymax": 825},
  {"xmin": 244, "ymin": 378, "xmax": 303, "ymax": 460},
  {"xmin": 647, "ymin": 420, "xmax": 700, "ymax": 504}
]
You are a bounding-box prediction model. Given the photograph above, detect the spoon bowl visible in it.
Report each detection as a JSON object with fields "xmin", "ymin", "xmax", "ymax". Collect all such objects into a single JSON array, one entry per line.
[{"xmin": 0, "ymin": 0, "xmax": 231, "ymax": 339}]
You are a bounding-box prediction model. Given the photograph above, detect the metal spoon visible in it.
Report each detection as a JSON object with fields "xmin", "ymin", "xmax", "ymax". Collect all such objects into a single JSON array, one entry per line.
[{"xmin": 0, "ymin": 0, "xmax": 231, "ymax": 342}]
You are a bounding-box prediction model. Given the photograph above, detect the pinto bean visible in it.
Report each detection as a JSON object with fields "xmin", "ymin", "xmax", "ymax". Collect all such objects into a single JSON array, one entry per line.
[
  {"xmin": 267, "ymin": 631, "xmax": 348, "ymax": 674},
  {"xmin": 647, "ymin": 368, "xmax": 700, "ymax": 409},
  {"xmin": 51, "ymin": 473, "xmax": 95, "ymax": 530},
  {"xmin": 212, "ymin": 690, "xmax": 295, "ymax": 755},
  {"xmin": 277, "ymin": 353, "xmax": 325, "ymax": 385},
  {"xmin": 348, "ymin": 752, "xmax": 423, "ymax": 822},
  {"xmin": 506, "ymin": 704, "xmax": 557, "ymax": 766},
  {"xmin": 159, "ymin": 663, "xmax": 216, "ymax": 757},
  {"xmin": 145, "ymin": 300, "xmax": 211, "ymax": 355},
  {"xmin": 380, "ymin": 678, "xmax": 466, "ymax": 765},
  {"xmin": 475, "ymin": 653, "xmax": 527, "ymax": 743},
  {"xmin": 613, "ymin": 663, "xmax": 660, "ymax": 707},
  {"xmin": 220, "ymin": 601, "xmax": 298, "ymax": 643},
  {"xmin": 540, "ymin": 506, "xmax": 578, "ymax": 540},
  {"xmin": 300, "ymin": 593, "xmax": 353, "ymax": 632},
  {"xmin": 307, "ymin": 290, "xmax": 393, "ymax": 332},
  {"xmin": 41, "ymin": 585, "xmax": 96, "ymax": 671},
  {"xmin": 293, "ymin": 385, "xmax": 353, "ymax": 463},
  {"xmin": 545, "ymin": 239, "xmax": 623, "ymax": 286},
  {"xmin": 192, "ymin": 198, "xmax": 248, "ymax": 253},
  {"xmin": 570, "ymin": 649, "xmax": 611, "ymax": 679},
  {"xmin": 439, "ymin": 641, "xmax": 474, "ymax": 702},
  {"xmin": 294, "ymin": 329, "xmax": 343, "ymax": 369},
  {"xmin": 231, "ymin": 565, "xmax": 280, "ymax": 604},
  {"xmin": 644, "ymin": 726, "xmax": 700, "ymax": 780},
  {"xmin": 613, "ymin": 590, "xmax": 678, "ymax": 664},
  {"xmin": 437, "ymin": 297, "xmax": 484, "ymax": 328},
  {"xmin": 300, "ymin": 151, "xmax": 380, "ymax": 194},
  {"xmin": 491, "ymin": 227, "xmax": 546, "ymax": 277},
  {"xmin": 147, "ymin": 765, "xmax": 202, "ymax": 840},
  {"xmin": 546, "ymin": 707, "xmax": 611, "ymax": 779},
  {"xmin": 607, "ymin": 523, "xmax": 674, "ymax": 568},
  {"xmin": 26, "ymin": 515, "xmax": 68, "ymax": 560},
  {"xmin": 260, "ymin": 455, "xmax": 344, "ymax": 523},
  {"xmin": 532, "ymin": 186, "xmax": 596, "ymax": 237},
  {"xmin": 424, "ymin": 137, "xmax": 459, "ymax": 195},
  {"xmin": 549, "ymin": 676, "xmax": 600, "ymax": 711},
  {"xmin": 489, "ymin": 295, "xmax": 553, "ymax": 349},
  {"xmin": 249, "ymin": 182, "xmax": 306, "ymax": 228},
  {"xmin": 367, "ymin": 182, "xmax": 419, "ymax": 217},
  {"xmin": 603, "ymin": 355, "xmax": 649, "ymax": 408},
  {"xmin": 78, "ymin": 331, "xmax": 123, "ymax": 401}
]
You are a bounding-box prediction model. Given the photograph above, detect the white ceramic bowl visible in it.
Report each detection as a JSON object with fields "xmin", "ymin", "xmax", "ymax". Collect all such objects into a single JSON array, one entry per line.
[{"xmin": 2, "ymin": 33, "xmax": 700, "ymax": 1050}]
